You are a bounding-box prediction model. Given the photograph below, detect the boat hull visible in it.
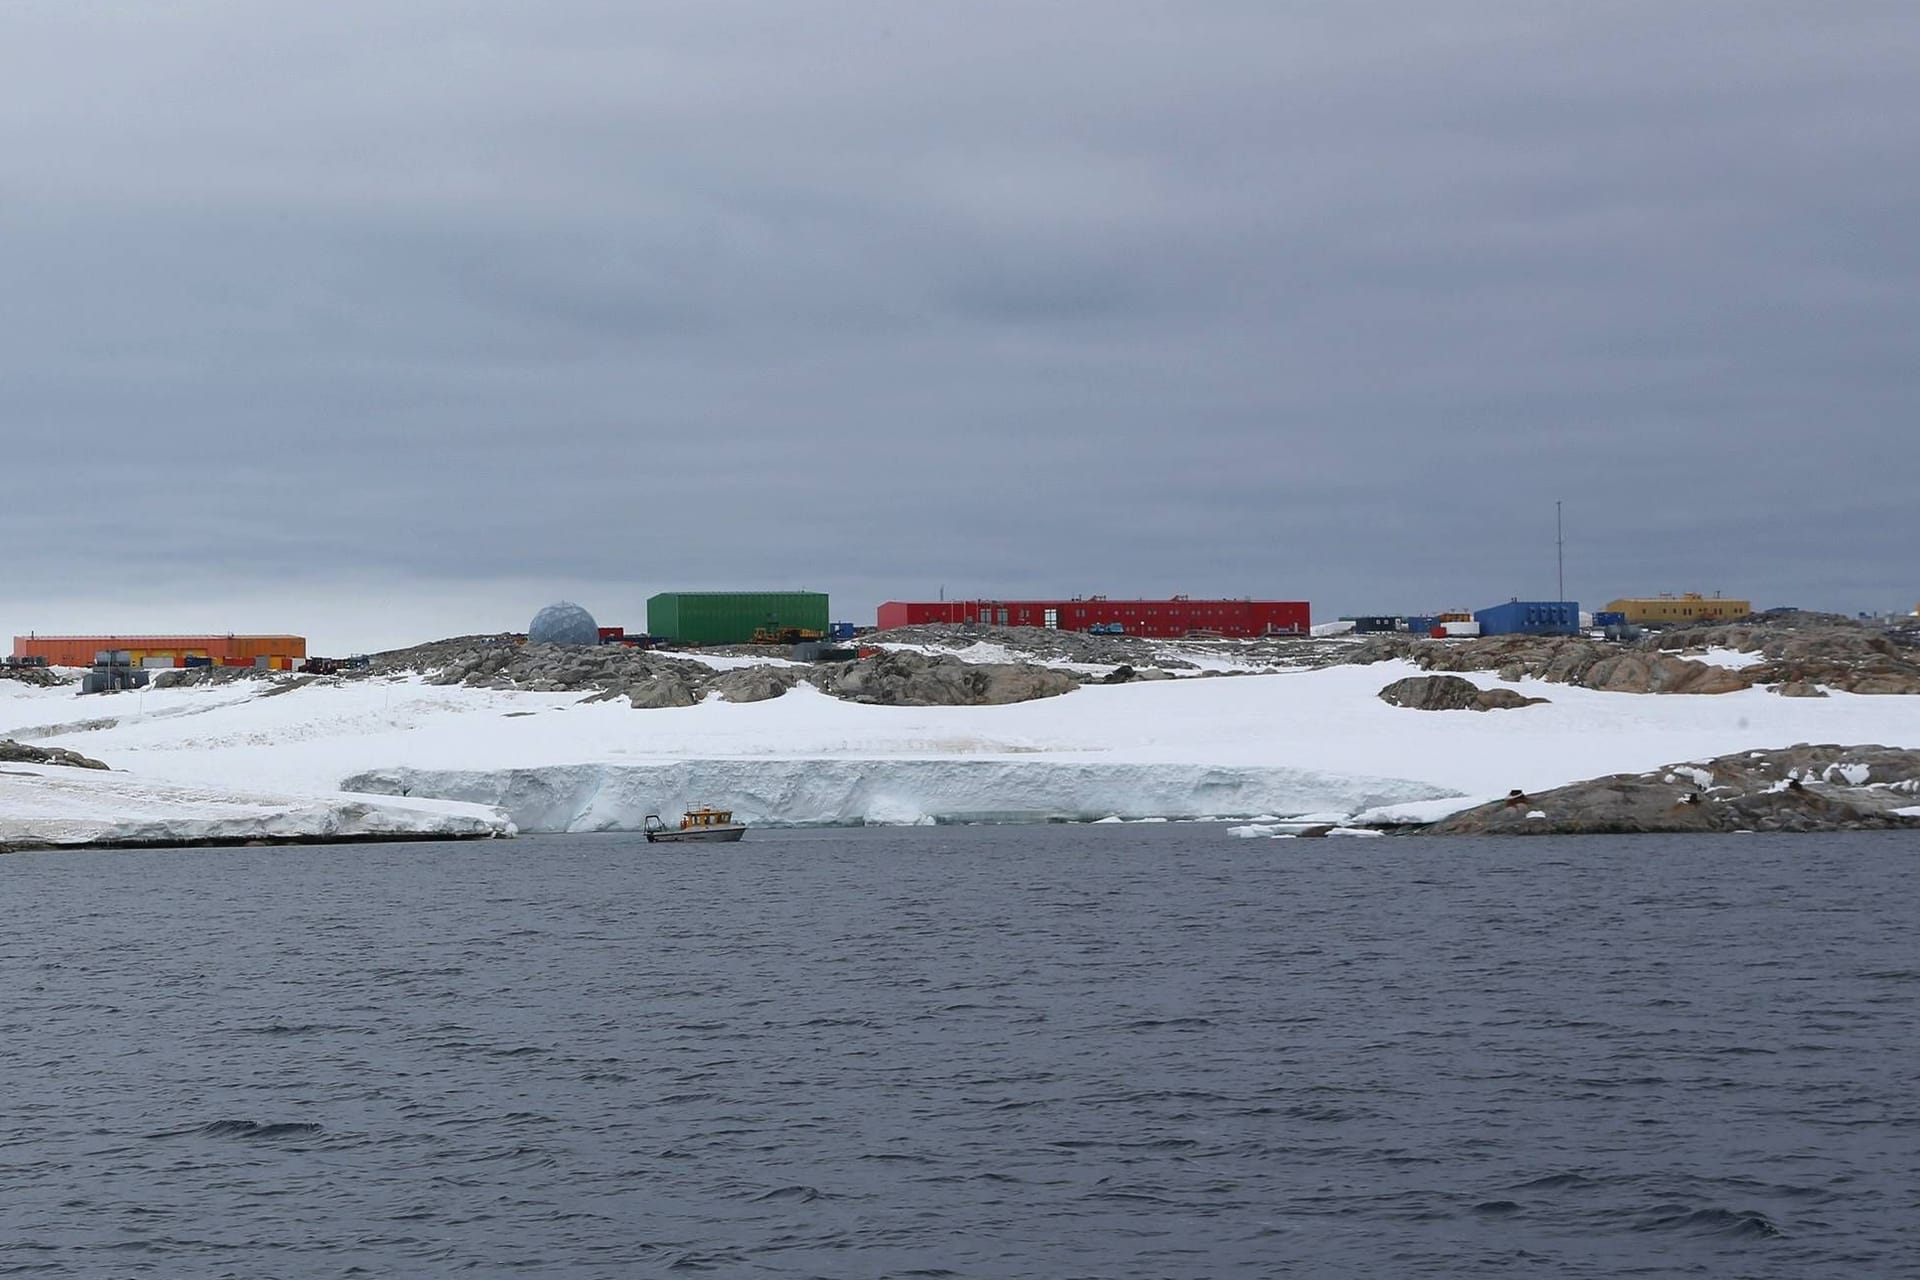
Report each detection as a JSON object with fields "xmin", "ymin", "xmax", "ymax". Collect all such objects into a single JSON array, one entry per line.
[{"xmin": 644, "ymin": 825, "xmax": 747, "ymax": 844}]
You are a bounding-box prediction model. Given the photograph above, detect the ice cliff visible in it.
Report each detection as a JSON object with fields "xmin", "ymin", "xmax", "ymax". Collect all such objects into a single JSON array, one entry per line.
[{"xmin": 340, "ymin": 758, "xmax": 1457, "ymax": 832}]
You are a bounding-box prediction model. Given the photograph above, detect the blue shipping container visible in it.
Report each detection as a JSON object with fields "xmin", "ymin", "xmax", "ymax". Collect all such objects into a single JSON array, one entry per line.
[
  {"xmin": 1592, "ymin": 611, "xmax": 1627, "ymax": 627},
  {"xmin": 1474, "ymin": 600, "xmax": 1580, "ymax": 637}
]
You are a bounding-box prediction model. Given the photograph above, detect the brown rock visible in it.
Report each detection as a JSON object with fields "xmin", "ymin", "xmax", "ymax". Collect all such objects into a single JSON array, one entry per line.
[
  {"xmin": 0, "ymin": 739, "xmax": 110, "ymax": 770},
  {"xmin": 1422, "ymin": 744, "xmax": 1920, "ymax": 835},
  {"xmin": 1776, "ymin": 680, "xmax": 1829, "ymax": 698},
  {"xmin": 1379, "ymin": 675, "xmax": 1547, "ymax": 711}
]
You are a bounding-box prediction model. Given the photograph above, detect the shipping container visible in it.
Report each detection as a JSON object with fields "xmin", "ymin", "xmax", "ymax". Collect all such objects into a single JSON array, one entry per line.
[
  {"xmin": 1473, "ymin": 600, "xmax": 1580, "ymax": 637},
  {"xmin": 646, "ymin": 592, "xmax": 830, "ymax": 646}
]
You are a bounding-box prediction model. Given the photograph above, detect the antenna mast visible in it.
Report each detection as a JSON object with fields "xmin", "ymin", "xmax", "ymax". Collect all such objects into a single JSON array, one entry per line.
[{"xmin": 1556, "ymin": 500, "xmax": 1565, "ymax": 602}]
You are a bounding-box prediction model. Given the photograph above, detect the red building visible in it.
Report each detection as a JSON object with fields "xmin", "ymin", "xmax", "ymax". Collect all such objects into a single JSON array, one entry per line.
[
  {"xmin": 875, "ymin": 597, "xmax": 1310, "ymax": 638},
  {"xmin": 11, "ymin": 634, "xmax": 307, "ymax": 669}
]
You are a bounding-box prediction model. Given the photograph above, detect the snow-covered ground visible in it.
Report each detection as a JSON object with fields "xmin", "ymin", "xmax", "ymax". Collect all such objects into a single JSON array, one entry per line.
[{"xmin": 4, "ymin": 656, "xmax": 1919, "ymax": 842}]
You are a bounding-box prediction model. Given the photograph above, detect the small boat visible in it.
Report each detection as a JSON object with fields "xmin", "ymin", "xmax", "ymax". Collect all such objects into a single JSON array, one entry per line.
[{"xmin": 643, "ymin": 806, "xmax": 747, "ymax": 843}]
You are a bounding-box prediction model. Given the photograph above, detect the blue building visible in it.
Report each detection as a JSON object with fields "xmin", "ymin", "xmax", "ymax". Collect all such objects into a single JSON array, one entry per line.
[{"xmin": 1474, "ymin": 600, "xmax": 1580, "ymax": 637}]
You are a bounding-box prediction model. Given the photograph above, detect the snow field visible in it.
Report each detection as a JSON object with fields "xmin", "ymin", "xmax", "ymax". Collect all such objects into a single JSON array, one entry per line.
[{"xmin": 4, "ymin": 658, "xmax": 1918, "ymax": 836}]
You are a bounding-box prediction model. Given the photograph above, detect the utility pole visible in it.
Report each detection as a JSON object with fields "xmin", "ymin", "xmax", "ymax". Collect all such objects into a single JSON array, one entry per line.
[{"xmin": 1556, "ymin": 500, "xmax": 1565, "ymax": 602}]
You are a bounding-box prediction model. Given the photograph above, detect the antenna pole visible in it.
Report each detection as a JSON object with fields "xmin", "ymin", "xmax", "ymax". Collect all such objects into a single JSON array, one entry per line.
[{"xmin": 1556, "ymin": 500, "xmax": 1565, "ymax": 602}]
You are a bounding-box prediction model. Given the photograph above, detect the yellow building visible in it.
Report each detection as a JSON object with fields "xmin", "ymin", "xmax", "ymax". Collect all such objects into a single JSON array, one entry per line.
[{"xmin": 1602, "ymin": 593, "xmax": 1751, "ymax": 625}]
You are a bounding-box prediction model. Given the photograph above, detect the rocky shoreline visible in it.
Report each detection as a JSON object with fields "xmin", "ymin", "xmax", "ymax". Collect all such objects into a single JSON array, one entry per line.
[{"xmin": 1412, "ymin": 744, "xmax": 1920, "ymax": 836}]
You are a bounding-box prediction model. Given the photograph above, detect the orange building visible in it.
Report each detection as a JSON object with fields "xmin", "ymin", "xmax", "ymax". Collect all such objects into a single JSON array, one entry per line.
[{"xmin": 10, "ymin": 634, "xmax": 307, "ymax": 670}]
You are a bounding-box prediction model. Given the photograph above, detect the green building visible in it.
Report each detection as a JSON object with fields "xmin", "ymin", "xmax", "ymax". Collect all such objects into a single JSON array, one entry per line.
[{"xmin": 646, "ymin": 591, "xmax": 830, "ymax": 646}]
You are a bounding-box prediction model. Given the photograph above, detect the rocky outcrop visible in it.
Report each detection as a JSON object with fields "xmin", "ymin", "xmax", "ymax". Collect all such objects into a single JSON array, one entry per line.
[
  {"xmin": 862, "ymin": 623, "xmax": 1204, "ymax": 669},
  {"xmin": 819, "ymin": 649, "xmax": 1079, "ymax": 706},
  {"xmin": 1100, "ymin": 664, "xmax": 1174, "ymax": 684},
  {"xmin": 0, "ymin": 665, "xmax": 66, "ymax": 688},
  {"xmin": 618, "ymin": 675, "xmax": 699, "ymax": 710},
  {"xmin": 859, "ymin": 622, "xmax": 1376, "ymax": 673},
  {"xmin": 363, "ymin": 635, "xmax": 1082, "ymax": 710},
  {"xmin": 1378, "ymin": 675, "xmax": 1547, "ymax": 711},
  {"xmin": 1580, "ymin": 652, "xmax": 1748, "ymax": 695},
  {"xmin": 1349, "ymin": 613, "xmax": 1920, "ymax": 696},
  {"xmin": 707, "ymin": 666, "xmax": 809, "ymax": 704},
  {"xmin": 1353, "ymin": 634, "xmax": 1746, "ymax": 695},
  {"xmin": 0, "ymin": 739, "xmax": 109, "ymax": 770},
  {"xmin": 152, "ymin": 664, "xmax": 284, "ymax": 689},
  {"xmin": 1422, "ymin": 744, "xmax": 1920, "ymax": 835},
  {"xmin": 1651, "ymin": 616, "xmax": 1920, "ymax": 695}
]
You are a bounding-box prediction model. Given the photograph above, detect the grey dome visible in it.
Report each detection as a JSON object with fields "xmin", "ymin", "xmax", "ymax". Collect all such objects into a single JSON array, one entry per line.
[{"xmin": 529, "ymin": 601, "xmax": 600, "ymax": 646}]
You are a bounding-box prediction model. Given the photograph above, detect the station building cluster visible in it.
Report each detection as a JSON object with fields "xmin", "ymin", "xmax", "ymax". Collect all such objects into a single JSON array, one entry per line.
[{"xmin": 7, "ymin": 590, "xmax": 1780, "ymax": 689}]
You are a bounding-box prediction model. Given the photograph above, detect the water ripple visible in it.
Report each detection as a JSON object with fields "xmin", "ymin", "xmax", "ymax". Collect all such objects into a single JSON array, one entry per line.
[{"xmin": 1, "ymin": 825, "xmax": 1915, "ymax": 1278}]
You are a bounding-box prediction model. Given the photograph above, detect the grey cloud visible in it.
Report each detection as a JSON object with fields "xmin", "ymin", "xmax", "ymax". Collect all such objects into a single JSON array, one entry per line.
[{"xmin": 2, "ymin": 1, "xmax": 1916, "ymax": 649}]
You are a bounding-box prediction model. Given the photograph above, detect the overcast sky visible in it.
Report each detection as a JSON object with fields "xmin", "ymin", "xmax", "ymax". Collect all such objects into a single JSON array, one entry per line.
[{"xmin": 3, "ymin": 2, "xmax": 1915, "ymax": 652}]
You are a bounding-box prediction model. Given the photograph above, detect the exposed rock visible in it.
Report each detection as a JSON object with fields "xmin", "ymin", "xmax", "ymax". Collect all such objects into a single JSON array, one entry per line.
[
  {"xmin": 1581, "ymin": 653, "xmax": 1748, "ymax": 695},
  {"xmin": 366, "ymin": 634, "xmax": 1087, "ymax": 710},
  {"xmin": 0, "ymin": 739, "xmax": 109, "ymax": 770},
  {"xmin": 1348, "ymin": 613, "xmax": 1920, "ymax": 697},
  {"xmin": 1775, "ymin": 680, "xmax": 1829, "ymax": 698},
  {"xmin": 624, "ymin": 677, "xmax": 698, "ymax": 710},
  {"xmin": 861, "ymin": 623, "xmax": 1359, "ymax": 672},
  {"xmin": 1472, "ymin": 687, "xmax": 1550, "ymax": 710},
  {"xmin": 820, "ymin": 649, "xmax": 1079, "ymax": 706},
  {"xmin": 862, "ymin": 623, "xmax": 1204, "ymax": 669},
  {"xmin": 1422, "ymin": 744, "xmax": 1920, "ymax": 835},
  {"xmin": 708, "ymin": 666, "xmax": 807, "ymax": 704},
  {"xmin": 0, "ymin": 665, "xmax": 67, "ymax": 688},
  {"xmin": 152, "ymin": 665, "xmax": 279, "ymax": 690},
  {"xmin": 1378, "ymin": 675, "xmax": 1548, "ymax": 712}
]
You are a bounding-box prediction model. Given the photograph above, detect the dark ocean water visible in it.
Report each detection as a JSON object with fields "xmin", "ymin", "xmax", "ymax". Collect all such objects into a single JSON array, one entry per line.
[{"xmin": 2, "ymin": 825, "xmax": 1916, "ymax": 1279}]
